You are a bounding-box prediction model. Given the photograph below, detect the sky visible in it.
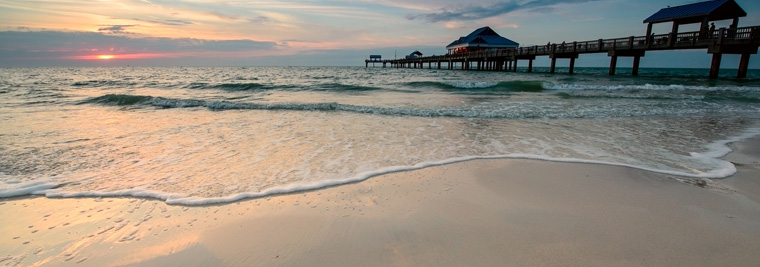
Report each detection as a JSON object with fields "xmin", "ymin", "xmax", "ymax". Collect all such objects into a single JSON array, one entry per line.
[{"xmin": 1, "ymin": 0, "xmax": 759, "ymax": 68}]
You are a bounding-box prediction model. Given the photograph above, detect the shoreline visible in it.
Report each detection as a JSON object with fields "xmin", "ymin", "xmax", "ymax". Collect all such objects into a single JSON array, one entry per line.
[
  {"xmin": 1, "ymin": 137, "xmax": 760, "ymax": 266},
  {"xmin": 10, "ymin": 125, "xmax": 760, "ymax": 205}
]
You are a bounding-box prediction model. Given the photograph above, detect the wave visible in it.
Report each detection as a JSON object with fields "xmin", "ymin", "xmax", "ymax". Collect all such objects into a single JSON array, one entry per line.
[
  {"xmin": 0, "ymin": 154, "xmax": 736, "ymax": 205},
  {"xmin": 544, "ymin": 83, "xmax": 760, "ymax": 92},
  {"xmin": 79, "ymin": 94, "xmax": 409, "ymax": 114},
  {"xmin": 704, "ymin": 92, "xmax": 760, "ymax": 103},
  {"xmin": 5, "ymin": 145, "xmax": 749, "ymax": 206},
  {"xmin": 187, "ymin": 82, "xmax": 274, "ymax": 91},
  {"xmin": 185, "ymin": 82, "xmax": 381, "ymax": 92},
  {"xmin": 311, "ymin": 83, "xmax": 382, "ymax": 92},
  {"xmin": 547, "ymin": 83, "xmax": 760, "ymax": 102},
  {"xmin": 555, "ymin": 92, "xmax": 699, "ymax": 101},
  {"xmin": 71, "ymin": 80, "xmax": 138, "ymax": 87},
  {"xmin": 79, "ymin": 93, "xmax": 756, "ymax": 119},
  {"xmin": 0, "ymin": 180, "xmax": 61, "ymax": 198},
  {"xmin": 3, "ymin": 122, "xmax": 758, "ymax": 206},
  {"xmin": 78, "ymin": 94, "xmax": 553, "ymax": 118},
  {"xmin": 406, "ymin": 80, "xmax": 545, "ymax": 92},
  {"xmin": 555, "ymin": 90, "xmax": 760, "ymax": 103},
  {"xmin": 80, "ymin": 94, "xmax": 154, "ymax": 106}
]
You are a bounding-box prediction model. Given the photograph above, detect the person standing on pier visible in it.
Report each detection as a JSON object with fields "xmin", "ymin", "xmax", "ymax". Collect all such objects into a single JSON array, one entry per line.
[{"xmin": 709, "ymin": 23, "xmax": 715, "ymax": 38}]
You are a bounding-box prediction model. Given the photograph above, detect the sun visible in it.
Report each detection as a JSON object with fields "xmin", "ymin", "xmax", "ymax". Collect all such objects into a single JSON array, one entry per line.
[{"xmin": 97, "ymin": 55, "xmax": 115, "ymax": 60}]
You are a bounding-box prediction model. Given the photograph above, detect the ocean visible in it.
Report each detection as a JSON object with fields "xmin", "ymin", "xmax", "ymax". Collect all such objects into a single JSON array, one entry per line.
[{"xmin": 1, "ymin": 66, "xmax": 759, "ymax": 205}]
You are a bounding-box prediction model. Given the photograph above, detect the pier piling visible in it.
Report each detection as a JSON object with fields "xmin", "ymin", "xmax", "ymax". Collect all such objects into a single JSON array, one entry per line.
[
  {"xmin": 710, "ymin": 53, "xmax": 722, "ymax": 79},
  {"xmin": 738, "ymin": 53, "xmax": 751, "ymax": 78}
]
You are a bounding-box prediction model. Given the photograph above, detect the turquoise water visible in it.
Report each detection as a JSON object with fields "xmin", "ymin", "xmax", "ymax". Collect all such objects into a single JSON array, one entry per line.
[{"xmin": 1, "ymin": 66, "xmax": 759, "ymax": 204}]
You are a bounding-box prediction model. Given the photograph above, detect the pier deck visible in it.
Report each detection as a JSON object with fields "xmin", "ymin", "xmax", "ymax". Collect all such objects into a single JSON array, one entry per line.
[{"xmin": 366, "ymin": 26, "xmax": 760, "ymax": 78}]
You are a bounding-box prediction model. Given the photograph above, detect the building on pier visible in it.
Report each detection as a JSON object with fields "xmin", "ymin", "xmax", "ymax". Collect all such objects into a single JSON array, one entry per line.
[
  {"xmin": 405, "ymin": 51, "xmax": 423, "ymax": 59},
  {"xmin": 446, "ymin": 26, "xmax": 519, "ymax": 54}
]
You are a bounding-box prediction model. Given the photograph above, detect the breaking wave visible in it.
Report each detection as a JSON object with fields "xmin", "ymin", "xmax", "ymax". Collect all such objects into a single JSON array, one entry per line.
[
  {"xmin": 406, "ymin": 80, "xmax": 545, "ymax": 92},
  {"xmin": 78, "ymin": 93, "xmax": 751, "ymax": 119}
]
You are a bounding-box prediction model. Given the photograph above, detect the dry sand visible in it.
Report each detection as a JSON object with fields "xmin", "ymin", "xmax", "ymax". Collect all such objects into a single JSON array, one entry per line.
[{"xmin": 2, "ymin": 138, "xmax": 760, "ymax": 267}]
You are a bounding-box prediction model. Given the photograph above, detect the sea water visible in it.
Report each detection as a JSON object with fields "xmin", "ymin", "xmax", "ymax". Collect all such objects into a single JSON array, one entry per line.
[{"xmin": 1, "ymin": 66, "xmax": 759, "ymax": 205}]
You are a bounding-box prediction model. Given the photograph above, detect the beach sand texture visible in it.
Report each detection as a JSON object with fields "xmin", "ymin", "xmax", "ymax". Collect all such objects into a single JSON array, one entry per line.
[{"xmin": 2, "ymin": 137, "xmax": 759, "ymax": 266}]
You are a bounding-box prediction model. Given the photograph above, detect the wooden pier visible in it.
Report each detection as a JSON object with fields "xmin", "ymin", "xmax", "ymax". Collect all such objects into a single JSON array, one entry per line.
[
  {"xmin": 366, "ymin": 26, "xmax": 759, "ymax": 78},
  {"xmin": 365, "ymin": 0, "xmax": 759, "ymax": 78}
]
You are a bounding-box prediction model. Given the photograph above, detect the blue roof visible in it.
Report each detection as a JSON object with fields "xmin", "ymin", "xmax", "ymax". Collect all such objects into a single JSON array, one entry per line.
[
  {"xmin": 643, "ymin": 0, "xmax": 746, "ymax": 23},
  {"xmin": 446, "ymin": 26, "xmax": 518, "ymax": 49}
]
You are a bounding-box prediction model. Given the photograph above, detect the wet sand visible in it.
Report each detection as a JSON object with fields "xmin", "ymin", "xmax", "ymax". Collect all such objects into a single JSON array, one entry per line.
[{"xmin": 2, "ymin": 138, "xmax": 760, "ymax": 266}]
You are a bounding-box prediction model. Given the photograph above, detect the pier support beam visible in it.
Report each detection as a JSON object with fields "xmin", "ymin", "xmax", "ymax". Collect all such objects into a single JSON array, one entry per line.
[
  {"xmin": 609, "ymin": 56, "xmax": 618, "ymax": 75},
  {"xmin": 550, "ymin": 53, "xmax": 578, "ymax": 74},
  {"xmin": 709, "ymin": 53, "xmax": 722, "ymax": 79},
  {"xmin": 632, "ymin": 56, "xmax": 641, "ymax": 76},
  {"xmin": 569, "ymin": 58, "xmax": 576, "ymax": 74},
  {"xmin": 516, "ymin": 55, "xmax": 536, "ymax": 73},
  {"xmin": 528, "ymin": 59, "xmax": 533, "ymax": 73},
  {"xmin": 607, "ymin": 50, "xmax": 645, "ymax": 76},
  {"xmin": 709, "ymin": 44, "xmax": 758, "ymax": 78},
  {"xmin": 738, "ymin": 53, "xmax": 751, "ymax": 78},
  {"xmin": 550, "ymin": 58, "xmax": 556, "ymax": 73}
]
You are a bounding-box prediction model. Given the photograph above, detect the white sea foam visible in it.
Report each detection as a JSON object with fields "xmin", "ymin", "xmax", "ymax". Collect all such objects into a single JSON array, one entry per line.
[
  {"xmin": 4, "ymin": 118, "xmax": 757, "ymax": 205},
  {"xmin": 0, "ymin": 180, "xmax": 61, "ymax": 198},
  {"xmin": 41, "ymin": 188, "xmax": 186, "ymax": 200},
  {"xmin": 21, "ymin": 129, "xmax": 755, "ymax": 206}
]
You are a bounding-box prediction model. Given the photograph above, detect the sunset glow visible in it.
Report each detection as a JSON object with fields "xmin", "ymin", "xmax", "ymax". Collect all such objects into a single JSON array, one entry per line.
[
  {"xmin": 1, "ymin": 0, "xmax": 759, "ymax": 67},
  {"xmin": 70, "ymin": 53, "xmax": 169, "ymax": 61}
]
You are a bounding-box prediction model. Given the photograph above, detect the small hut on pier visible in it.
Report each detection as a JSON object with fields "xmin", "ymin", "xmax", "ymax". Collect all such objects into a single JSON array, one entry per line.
[
  {"xmin": 405, "ymin": 50, "xmax": 423, "ymax": 59},
  {"xmin": 446, "ymin": 26, "xmax": 518, "ymax": 54}
]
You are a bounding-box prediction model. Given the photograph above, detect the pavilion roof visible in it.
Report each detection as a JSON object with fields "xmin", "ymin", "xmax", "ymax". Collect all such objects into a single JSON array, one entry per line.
[
  {"xmin": 446, "ymin": 26, "xmax": 518, "ymax": 49},
  {"xmin": 643, "ymin": 0, "xmax": 746, "ymax": 24}
]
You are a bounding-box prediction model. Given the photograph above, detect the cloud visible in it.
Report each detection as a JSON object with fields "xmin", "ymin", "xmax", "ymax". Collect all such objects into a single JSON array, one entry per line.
[
  {"xmin": 97, "ymin": 25, "xmax": 136, "ymax": 34},
  {"xmin": 248, "ymin": 16, "xmax": 274, "ymax": 24},
  {"xmin": 407, "ymin": 0, "xmax": 600, "ymax": 22},
  {"xmin": 0, "ymin": 31, "xmax": 278, "ymax": 63},
  {"xmin": 130, "ymin": 18, "xmax": 194, "ymax": 26}
]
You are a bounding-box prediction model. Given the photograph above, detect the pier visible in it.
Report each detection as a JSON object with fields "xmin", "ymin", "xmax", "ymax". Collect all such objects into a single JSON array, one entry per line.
[{"xmin": 365, "ymin": 0, "xmax": 760, "ymax": 78}]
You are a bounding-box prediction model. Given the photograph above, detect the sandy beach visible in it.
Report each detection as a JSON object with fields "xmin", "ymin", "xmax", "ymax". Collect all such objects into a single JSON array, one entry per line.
[{"xmin": 2, "ymin": 137, "xmax": 760, "ymax": 267}]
